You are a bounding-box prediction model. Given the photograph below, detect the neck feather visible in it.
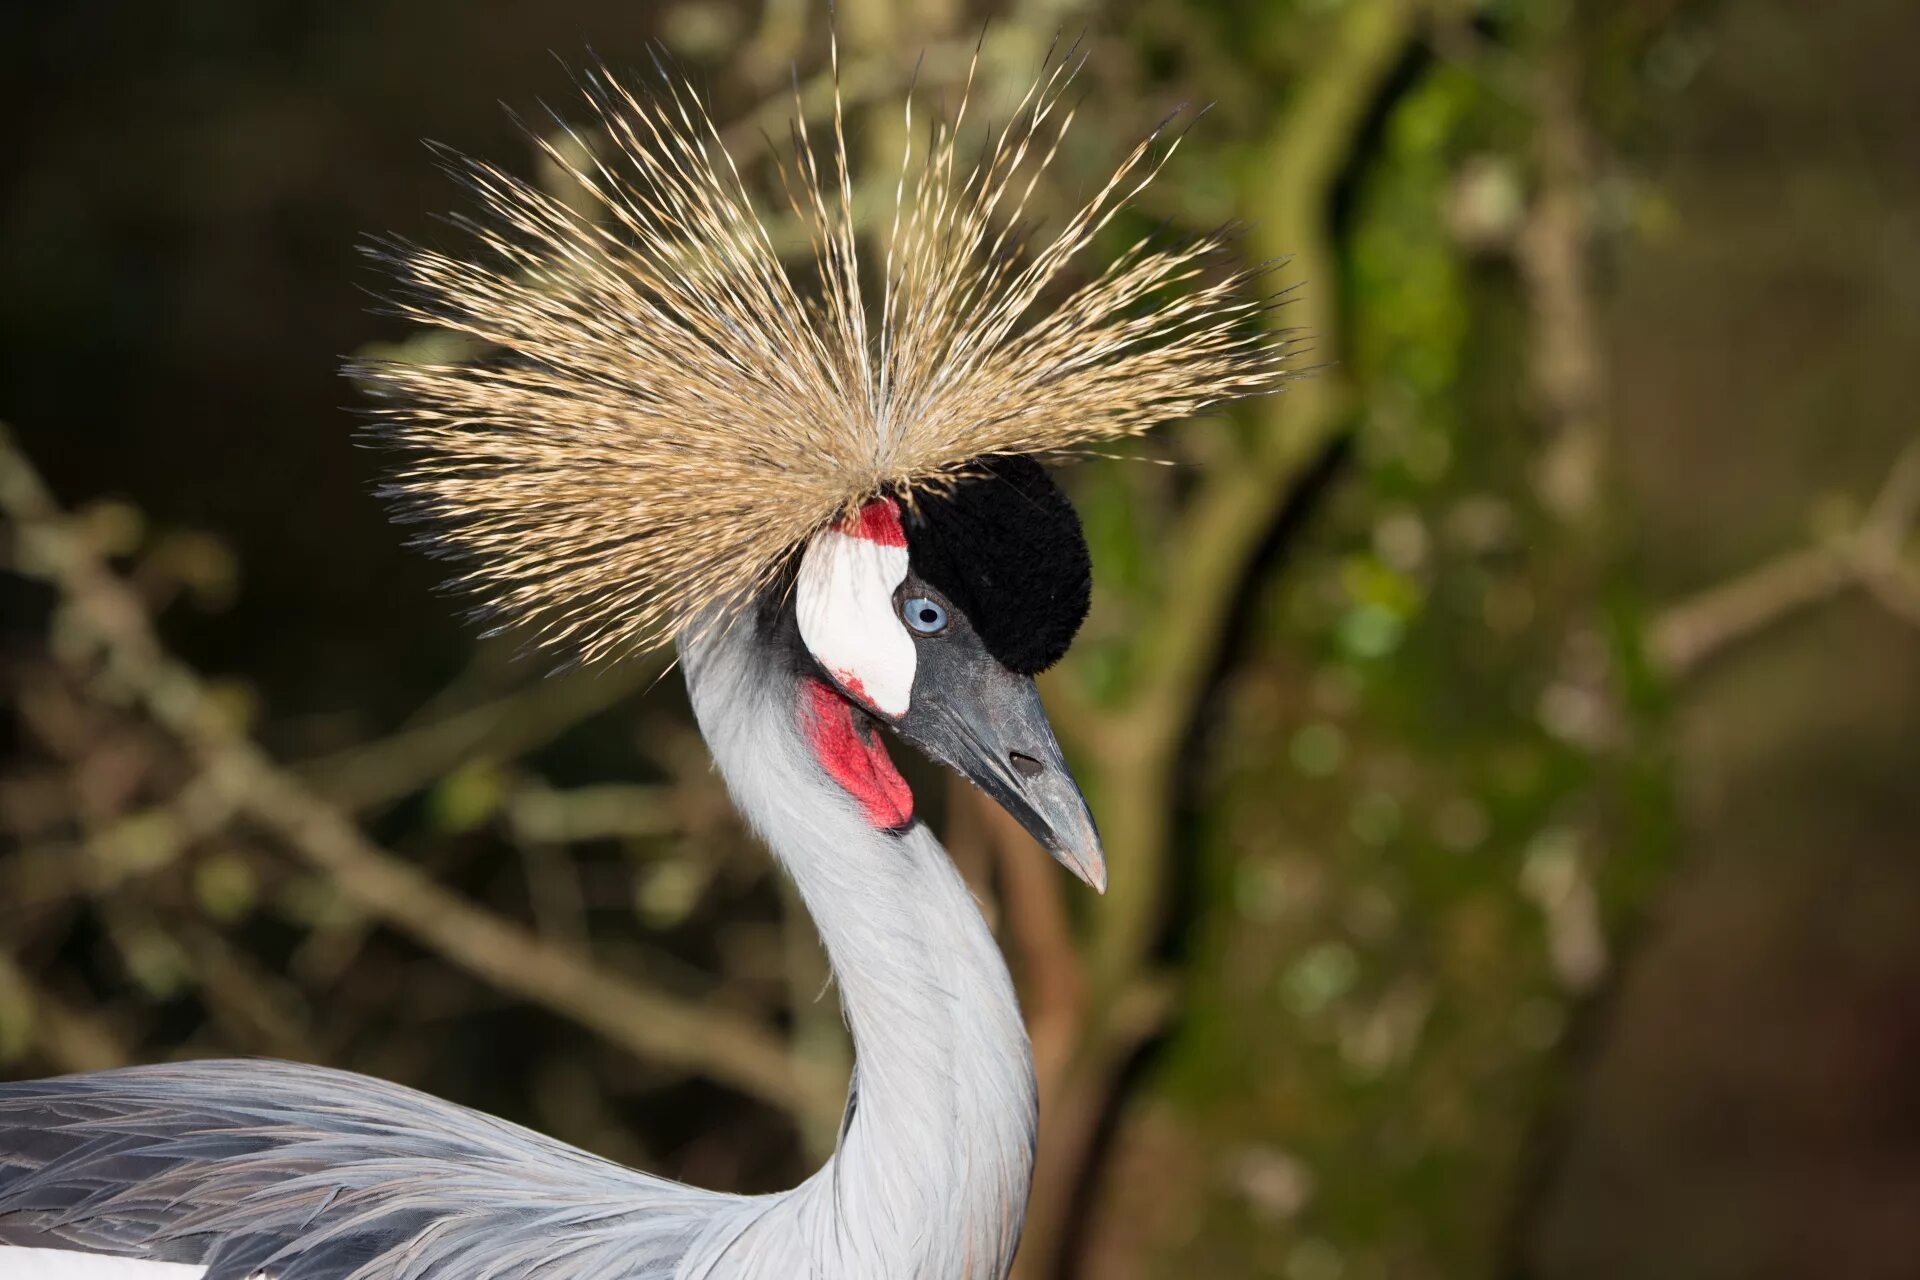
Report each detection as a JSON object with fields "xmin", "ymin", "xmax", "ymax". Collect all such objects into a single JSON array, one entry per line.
[{"xmin": 679, "ymin": 616, "xmax": 1035, "ymax": 1280}]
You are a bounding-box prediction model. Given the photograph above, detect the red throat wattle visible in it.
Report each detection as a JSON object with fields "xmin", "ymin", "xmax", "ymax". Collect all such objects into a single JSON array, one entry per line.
[{"xmin": 799, "ymin": 677, "xmax": 914, "ymax": 830}]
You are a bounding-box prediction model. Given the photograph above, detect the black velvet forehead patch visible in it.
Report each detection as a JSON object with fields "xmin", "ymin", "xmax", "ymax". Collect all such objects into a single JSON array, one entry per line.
[{"xmin": 901, "ymin": 455, "xmax": 1092, "ymax": 675}]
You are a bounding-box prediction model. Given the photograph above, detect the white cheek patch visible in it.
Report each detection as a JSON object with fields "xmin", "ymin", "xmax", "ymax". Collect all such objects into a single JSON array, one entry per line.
[{"xmin": 795, "ymin": 499, "xmax": 915, "ymax": 719}]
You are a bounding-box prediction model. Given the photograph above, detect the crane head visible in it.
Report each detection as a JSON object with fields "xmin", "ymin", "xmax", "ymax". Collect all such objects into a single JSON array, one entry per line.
[{"xmin": 791, "ymin": 457, "xmax": 1105, "ymax": 892}]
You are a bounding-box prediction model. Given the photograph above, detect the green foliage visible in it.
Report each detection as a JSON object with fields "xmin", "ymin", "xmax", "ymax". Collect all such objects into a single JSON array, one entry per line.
[{"xmin": 1129, "ymin": 12, "xmax": 1679, "ymax": 1275}]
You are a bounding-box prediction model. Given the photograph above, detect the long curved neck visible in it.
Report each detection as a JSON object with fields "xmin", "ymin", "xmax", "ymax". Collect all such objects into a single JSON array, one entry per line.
[{"xmin": 680, "ymin": 615, "xmax": 1036, "ymax": 1280}]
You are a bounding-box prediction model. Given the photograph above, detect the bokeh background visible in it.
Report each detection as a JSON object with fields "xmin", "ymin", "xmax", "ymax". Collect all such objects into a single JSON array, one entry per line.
[{"xmin": 4, "ymin": 0, "xmax": 1919, "ymax": 1276}]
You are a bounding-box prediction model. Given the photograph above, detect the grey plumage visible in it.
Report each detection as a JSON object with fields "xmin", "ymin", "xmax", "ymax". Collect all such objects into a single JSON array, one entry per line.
[
  {"xmin": 0, "ymin": 1059, "xmax": 724, "ymax": 1279},
  {"xmin": 0, "ymin": 603, "xmax": 1040, "ymax": 1279}
]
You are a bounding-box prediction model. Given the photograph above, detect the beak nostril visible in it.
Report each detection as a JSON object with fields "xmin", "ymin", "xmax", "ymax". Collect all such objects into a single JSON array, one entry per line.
[{"xmin": 1008, "ymin": 751, "xmax": 1045, "ymax": 781}]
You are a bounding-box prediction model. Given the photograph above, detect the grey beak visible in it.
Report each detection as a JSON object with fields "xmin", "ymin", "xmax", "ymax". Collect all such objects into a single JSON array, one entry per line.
[
  {"xmin": 894, "ymin": 663, "xmax": 1106, "ymax": 894},
  {"xmin": 998, "ymin": 704, "xmax": 1107, "ymax": 893}
]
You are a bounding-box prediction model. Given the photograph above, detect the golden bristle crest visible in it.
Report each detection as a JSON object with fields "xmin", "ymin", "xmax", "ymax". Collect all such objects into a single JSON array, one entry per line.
[{"xmin": 361, "ymin": 41, "xmax": 1295, "ymax": 663}]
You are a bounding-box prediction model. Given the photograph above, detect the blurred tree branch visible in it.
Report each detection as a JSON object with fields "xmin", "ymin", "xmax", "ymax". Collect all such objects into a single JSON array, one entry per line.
[
  {"xmin": 0, "ymin": 953, "xmax": 127, "ymax": 1075},
  {"xmin": 1517, "ymin": 48, "xmax": 1607, "ymax": 527},
  {"xmin": 1017, "ymin": 4, "xmax": 1425, "ymax": 1274},
  {"xmin": 295, "ymin": 662, "xmax": 665, "ymax": 814},
  {"xmin": 1650, "ymin": 441, "xmax": 1920, "ymax": 678},
  {"xmin": 0, "ymin": 422, "xmax": 840, "ymax": 1120}
]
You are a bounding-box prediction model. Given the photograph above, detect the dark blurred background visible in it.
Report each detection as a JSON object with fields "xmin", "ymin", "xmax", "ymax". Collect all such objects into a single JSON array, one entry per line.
[{"xmin": 3, "ymin": 1, "xmax": 1918, "ymax": 1276}]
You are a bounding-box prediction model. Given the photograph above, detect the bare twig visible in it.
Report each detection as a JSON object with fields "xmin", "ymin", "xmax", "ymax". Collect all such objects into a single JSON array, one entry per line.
[
  {"xmin": 0, "ymin": 422, "xmax": 839, "ymax": 1118},
  {"xmin": 177, "ymin": 925, "xmax": 316, "ymax": 1060},
  {"xmin": 295, "ymin": 662, "xmax": 665, "ymax": 813},
  {"xmin": 1649, "ymin": 546, "xmax": 1854, "ymax": 678},
  {"xmin": 1650, "ymin": 442, "xmax": 1920, "ymax": 678},
  {"xmin": 0, "ymin": 953, "xmax": 128, "ymax": 1074},
  {"xmin": 506, "ymin": 781, "xmax": 680, "ymax": 845}
]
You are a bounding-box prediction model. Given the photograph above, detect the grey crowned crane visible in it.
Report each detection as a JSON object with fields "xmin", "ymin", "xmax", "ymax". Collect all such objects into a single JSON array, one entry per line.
[{"xmin": 0, "ymin": 45, "xmax": 1291, "ymax": 1280}]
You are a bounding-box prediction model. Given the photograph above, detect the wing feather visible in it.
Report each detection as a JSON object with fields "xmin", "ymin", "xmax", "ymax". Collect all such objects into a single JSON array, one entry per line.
[{"xmin": 0, "ymin": 1061, "xmax": 728, "ymax": 1280}]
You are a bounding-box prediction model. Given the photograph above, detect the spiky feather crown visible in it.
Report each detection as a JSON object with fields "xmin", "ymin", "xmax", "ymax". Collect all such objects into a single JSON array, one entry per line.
[{"xmin": 363, "ymin": 42, "xmax": 1293, "ymax": 662}]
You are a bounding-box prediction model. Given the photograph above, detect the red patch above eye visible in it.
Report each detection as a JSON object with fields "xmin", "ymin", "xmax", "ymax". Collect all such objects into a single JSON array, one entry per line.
[
  {"xmin": 838, "ymin": 498, "xmax": 907, "ymax": 548},
  {"xmin": 799, "ymin": 677, "xmax": 914, "ymax": 830}
]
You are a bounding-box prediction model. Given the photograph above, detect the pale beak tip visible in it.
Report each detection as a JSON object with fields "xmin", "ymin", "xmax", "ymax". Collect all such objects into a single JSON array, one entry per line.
[{"xmin": 1063, "ymin": 847, "xmax": 1108, "ymax": 895}]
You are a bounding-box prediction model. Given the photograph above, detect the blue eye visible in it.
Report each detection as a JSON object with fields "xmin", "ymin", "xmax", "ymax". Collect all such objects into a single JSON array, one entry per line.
[{"xmin": 901, "ymin": 596, "xmax": 949, "ymax": 635}]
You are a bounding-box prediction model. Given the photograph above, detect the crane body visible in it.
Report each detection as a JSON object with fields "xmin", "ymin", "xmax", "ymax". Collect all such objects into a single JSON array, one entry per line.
[{"xmin": 0, "ymin": 595, "xmax": 1047, "ymax": 1279}]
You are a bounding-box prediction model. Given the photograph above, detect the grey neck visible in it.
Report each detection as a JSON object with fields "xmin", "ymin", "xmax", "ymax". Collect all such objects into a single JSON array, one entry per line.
[{"xmin": 677, "ymin": 612, "xmax": 1036, "ymax": 1280}]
